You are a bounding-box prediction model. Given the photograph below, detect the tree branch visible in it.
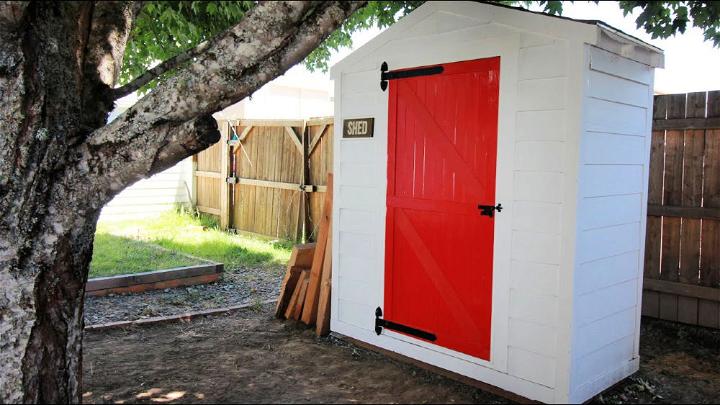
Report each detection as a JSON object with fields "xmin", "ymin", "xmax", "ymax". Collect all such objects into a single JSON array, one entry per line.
[
  {"xmin": 69, "ymin": 1, "xmax": 365, "ymax": 207},
  {"xmin": 112, "ymin": 36, "xmax": 213, "ymax": 99}
]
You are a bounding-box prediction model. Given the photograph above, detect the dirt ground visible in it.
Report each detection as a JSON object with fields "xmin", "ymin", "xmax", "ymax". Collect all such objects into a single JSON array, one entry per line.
[{"xmin": 82, "ymin": 303, "xmax": 720, "ymax": 404}]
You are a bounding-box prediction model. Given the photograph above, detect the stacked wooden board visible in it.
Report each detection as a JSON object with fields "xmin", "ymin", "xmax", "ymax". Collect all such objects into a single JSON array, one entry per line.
[{"xmin": 275, "ymin": 174, "xmax": 333, "ymax": 336}]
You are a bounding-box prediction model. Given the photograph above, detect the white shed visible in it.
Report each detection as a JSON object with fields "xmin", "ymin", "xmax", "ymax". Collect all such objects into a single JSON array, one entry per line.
[{"xmin": 329, "ymin": 2, "xmax": 663, "ymax": 403}]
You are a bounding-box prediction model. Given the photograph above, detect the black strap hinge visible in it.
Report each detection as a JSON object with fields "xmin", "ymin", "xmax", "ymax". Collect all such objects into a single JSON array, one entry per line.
[
  {"xmin": 380, "ymin": 62, "xmax": 444, "ymax": 91},
  {"xmin": 375, "ymin": 307, "xmax": 437, "ymax": 341}
]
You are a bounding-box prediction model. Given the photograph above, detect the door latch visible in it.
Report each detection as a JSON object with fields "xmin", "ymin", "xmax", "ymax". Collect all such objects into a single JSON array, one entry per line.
[{"xmin": 478, "ymin": 203, "xmax": 503, "ymax": 217}]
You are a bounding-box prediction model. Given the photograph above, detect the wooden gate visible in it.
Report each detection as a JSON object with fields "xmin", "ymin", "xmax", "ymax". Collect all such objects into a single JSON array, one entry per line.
[
  {"xmin": 192, "ymin": 118, "xmax": 333, "ymax": 241},
  {"xmin": 643, "ymin": 91, "xmax": 720, "ymax": 328}
]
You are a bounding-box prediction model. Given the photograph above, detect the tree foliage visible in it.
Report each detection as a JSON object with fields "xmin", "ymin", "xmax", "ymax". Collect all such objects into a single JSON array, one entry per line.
[
  {"xmin": 120, "ymin": 1, "xmax": 254, "ymax": 88},
  {"xmin": 121, "ymin": 0, "xmax": 720, "ymax": 91}
]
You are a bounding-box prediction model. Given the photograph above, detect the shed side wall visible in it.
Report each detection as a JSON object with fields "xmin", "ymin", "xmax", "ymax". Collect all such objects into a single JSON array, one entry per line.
[{"xmin": 570, "ymin": 45, "xmax": 654, "ymax": 402}]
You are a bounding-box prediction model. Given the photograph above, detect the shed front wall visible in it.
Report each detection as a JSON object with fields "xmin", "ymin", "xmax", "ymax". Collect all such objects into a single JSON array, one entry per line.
[{"xmin": 330, "ymin": 4, "xmax": 587, "ymax": 402}]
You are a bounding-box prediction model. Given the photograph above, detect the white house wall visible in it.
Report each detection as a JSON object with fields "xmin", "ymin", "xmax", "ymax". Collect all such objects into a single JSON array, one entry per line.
[
  {"xmin": 329, "ymin": 2, "xmax": 598, "ymax": 401},
  {"xmin": 99, "ymin": 157, "xmax": 193, "ymax": 222},
  {"xmin": 569, "ymin": 45, "xmax": 655, "ymax": 402}
]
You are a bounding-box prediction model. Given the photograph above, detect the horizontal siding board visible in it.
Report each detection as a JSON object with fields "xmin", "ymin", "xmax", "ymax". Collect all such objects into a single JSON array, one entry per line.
[
  {"xmin": 340, "ymin": 256, "xmax": 379, "ymax": 284},
  {"xmin": 585, "ymin": 98, "xmax": 646, "ymax": 136},
  {"xmin": 587, "ymin": 70, "xmax": 649, "ymax": 107},
  {"xmin": 339, "ymin": 163, "xmax": 382, "ymax": 187},
  {"xmin": 341, "ymin": 93, "xmax": 385, "ymax": 117},
  {"xmin": 338, "ymin": 277, "xmax": 375, "ymax": 306},
  {"xmin": 507, "ymin": 348, "xmax": 556, "ymax": 387},
  {"xmin": 511, "ymin": 231, "xmax": 561, "ymax": 265},
  {"xmin": 512, "ymin": 201, "xmax": 562, "ymax": 235},
  {"xmin": 575, "ymin": 280, "xmax": 638, "ymax": 327},
  {"xmin": 575, "ymin": 308, "xmax": 636, "ymax": 358},
  {"xmin": 518, "ymin": 44, "xmax": 566, "ymax": 80},
  {"xmin": 338, "ymin": 299, "xmax": 374, "ymax": 330},
  {"xmin": 508, "ymin": 318, "xmax": 558, "ymax": 357},
  {"xmin": 339, "ymin": 209, "xmax": 376, "ymax": 234},
  {"xmin": 578, "ymin": 194, "xmax": 643, "ymax": 230},
  {"xmin": 337, "ymin": 185, "xmax": 385, "ymax": 209},
  {"xmin": 576, "ymin": 251, "xmax": 640, "ymax": 296},
  {"xmin": 579, "ymin": 165, "xmax": 644, "ymax": 197},
  {"xmin": 338, "ymin": 231, "xmax": 374, "ymax": 260},
  {"xmin": 516, "ymin": 110, "xmax": 566, "ymax": 142},
  {"xmin": 517, "ymin": 78, "xmax": 566, "ymax": 111},
  {"xmin": 341, "ymin": 70, "xmax": 378, "ymax": 94},
  {"xmin": 589, "ymin": 46, "xmax": 653, "ymax": 85},
  {"xmin": 509, "ymin": 289, "xmax": 558, "ymax": 326},
  {"xmin": 514, "ymin": 141, "xmax": 565, "ymax": 172},
  {"xmin": 577, "ymin": 223, "xmax": 640, "ymax": 264},
  {"xmin": 573, "ymin": 335, "xmax": 635, "ymax": 391},
  {"xmin": 581, "ymin": 132, "xmax": 646, "ymax": 165},
  {"xmin": 513, "ymin": 172, "xmax": 564, "ymax": 203},
  {"xmin": 511, "ymin": 261, "xmax": 560, "ymax": 296},
  {"xmin": 339, "ymin": 141, "xmax": 381, "ymax": 164}
]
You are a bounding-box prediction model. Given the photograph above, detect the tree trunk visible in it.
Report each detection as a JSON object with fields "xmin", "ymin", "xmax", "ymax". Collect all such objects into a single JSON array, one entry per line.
[
  {"xmin": 0, "ymin": 1, "xmax": 363, "ymax": 403},
  {"xmin": 0, "ymin": 3, "xmax": 134, "ymax": 402}
]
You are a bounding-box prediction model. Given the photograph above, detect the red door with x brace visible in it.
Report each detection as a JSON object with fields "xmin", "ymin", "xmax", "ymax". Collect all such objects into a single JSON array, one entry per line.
[{"xmin": 384, "ymin": 57, "xmax": 500, "ymax": 360}]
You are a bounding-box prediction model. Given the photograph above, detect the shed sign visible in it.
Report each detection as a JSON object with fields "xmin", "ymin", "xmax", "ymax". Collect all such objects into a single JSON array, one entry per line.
[{"xmin": 343, "ymin": 118, "xmax": 374, "ymax": 138}]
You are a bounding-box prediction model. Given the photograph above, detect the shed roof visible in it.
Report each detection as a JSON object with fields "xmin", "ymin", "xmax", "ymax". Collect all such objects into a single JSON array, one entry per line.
[{"xmin": 331, "ymin": 1, "xmax": 664, "ymax": 76}]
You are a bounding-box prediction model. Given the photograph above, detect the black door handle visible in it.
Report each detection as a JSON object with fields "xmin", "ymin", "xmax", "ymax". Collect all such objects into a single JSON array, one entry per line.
[{"xmin": 478, "ymin": 203, "xmax": 502, "ymax": 217}]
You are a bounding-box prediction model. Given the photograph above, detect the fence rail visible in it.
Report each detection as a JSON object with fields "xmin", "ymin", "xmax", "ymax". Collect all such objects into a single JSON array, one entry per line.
[
  {"xmin": 192, "ymin": 118, "xmax": 333, "ymax": 241},
  {"xmin": 643, "ymin": 90, "xmax": 720, "ymax": 328}
]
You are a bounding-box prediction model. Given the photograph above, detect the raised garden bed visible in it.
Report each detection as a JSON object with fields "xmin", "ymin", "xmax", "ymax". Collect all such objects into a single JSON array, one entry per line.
[{"xmin": 86, "ymin": 262, "xmax": 224, "ymax": 297}]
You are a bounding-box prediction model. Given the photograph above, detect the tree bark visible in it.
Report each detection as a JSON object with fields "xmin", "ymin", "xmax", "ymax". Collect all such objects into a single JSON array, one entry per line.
[{"xmin": 0, "ymin": 1, "xmax": 364, "ymax": 403}]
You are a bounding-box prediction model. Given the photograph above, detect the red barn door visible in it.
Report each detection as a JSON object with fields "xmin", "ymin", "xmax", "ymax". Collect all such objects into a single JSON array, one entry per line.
[{"xmin": 384, "ymin": 57, "xmax": 500, "ymax": 360}]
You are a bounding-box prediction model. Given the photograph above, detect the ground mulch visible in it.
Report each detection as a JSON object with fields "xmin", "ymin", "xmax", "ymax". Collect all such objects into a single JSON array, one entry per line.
[{"xmin": 82, "ymin": 302, "xmax": 720, "ymax": 404}]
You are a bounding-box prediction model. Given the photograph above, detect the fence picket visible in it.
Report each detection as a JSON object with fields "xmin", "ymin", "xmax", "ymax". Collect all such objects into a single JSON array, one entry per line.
[{"xmin": 644, "ymin": 91, "xmax": 720, "ymax": 328}]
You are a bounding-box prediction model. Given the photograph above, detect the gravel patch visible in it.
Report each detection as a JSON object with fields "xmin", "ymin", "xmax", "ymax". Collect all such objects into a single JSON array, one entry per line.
[{"xmin": 84, "ymin": 266, "xmax": 285, "ymax": 325}]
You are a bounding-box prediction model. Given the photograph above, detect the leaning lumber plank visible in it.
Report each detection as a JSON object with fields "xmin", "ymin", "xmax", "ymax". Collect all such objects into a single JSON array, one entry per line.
[
  {"xmin": 301, "ymin": 173, "xmax": 334, "ymax": 324},
  {"xmin": 275, "ymin": 266, "xmax": 305, "ymax": 319},
  {"xmin": 316, "ymin": 224, "xmax": 333, "ymax": 336},
  {"xmin": 291, "ymin": 272, "xmax": 311, "ymax": 320},
  {"xmin": 275, "ymin": 243, "xmax": 316, "ymax": 317},
  {"xmin": 284, "ymin": 270, "xmax": 307, "ymax": 320}
]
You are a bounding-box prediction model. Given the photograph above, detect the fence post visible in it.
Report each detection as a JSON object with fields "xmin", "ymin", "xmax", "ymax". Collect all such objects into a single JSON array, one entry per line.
[
  {"xmin": 219, "ymin": 120, "xmax": 231, "ymax": 230},
  {"xmin": 299, "ymin": 120, "xmax": 309, "ymax": 242},
  {"xmin": 191, "ymin": 155, "xmax": 198, "ymax": 209}
]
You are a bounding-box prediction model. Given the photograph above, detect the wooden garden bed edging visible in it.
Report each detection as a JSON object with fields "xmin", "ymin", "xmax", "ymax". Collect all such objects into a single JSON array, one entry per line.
[
  {"xmin": 85, "ymin": 262, "xmax": 224, "ymax": 297},
  {"xmin": 84, "ymin": 299, "xmax": 276, "ymax": 331}
]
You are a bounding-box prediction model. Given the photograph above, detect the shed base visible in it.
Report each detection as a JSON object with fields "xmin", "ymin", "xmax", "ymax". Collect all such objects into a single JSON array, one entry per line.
[{"xmin": 331, "ymin": 332, "xmax": 537, "ymax": 404}]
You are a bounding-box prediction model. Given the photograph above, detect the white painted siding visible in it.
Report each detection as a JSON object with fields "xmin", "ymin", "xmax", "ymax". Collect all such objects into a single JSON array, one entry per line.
[
  {"xmin": 99, "ymin": 157, "xmax": 192, "ymax": 222},
  {"xmin": 569, "ymin": 45, "xmax": 654, "ymax": 402}
]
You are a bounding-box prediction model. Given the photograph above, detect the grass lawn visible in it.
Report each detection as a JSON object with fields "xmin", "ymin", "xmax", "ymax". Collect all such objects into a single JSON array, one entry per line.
[
  {"xmin": 90, "ymin": 234, "xmax": 206, "ymax": 278},
  {"xmin": 90, "ymin": 209, "xmax": 292, "ymax": 278}
]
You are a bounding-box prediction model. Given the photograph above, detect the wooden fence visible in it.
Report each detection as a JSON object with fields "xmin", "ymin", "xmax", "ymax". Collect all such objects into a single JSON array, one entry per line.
[
  {"xmin": 643, "ymin": 91, "xmax": 720, "ymax": 328},
  {"xmin": 192, "ymin": 118, "xmax": 333, "ymax": 242}
]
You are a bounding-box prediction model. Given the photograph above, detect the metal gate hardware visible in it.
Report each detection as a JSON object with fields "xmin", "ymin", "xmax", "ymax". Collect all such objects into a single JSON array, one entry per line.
[
  {"xmin": 374, "ymin": 307, "xmax": 437, "ymax": 341},
  {"xmin": 478, "ymin": 203, "xmax": 503, "ymax": 217},
  {"xmin": 380, "ymin": 62, "xmax": 444, "ymax": 91}
]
